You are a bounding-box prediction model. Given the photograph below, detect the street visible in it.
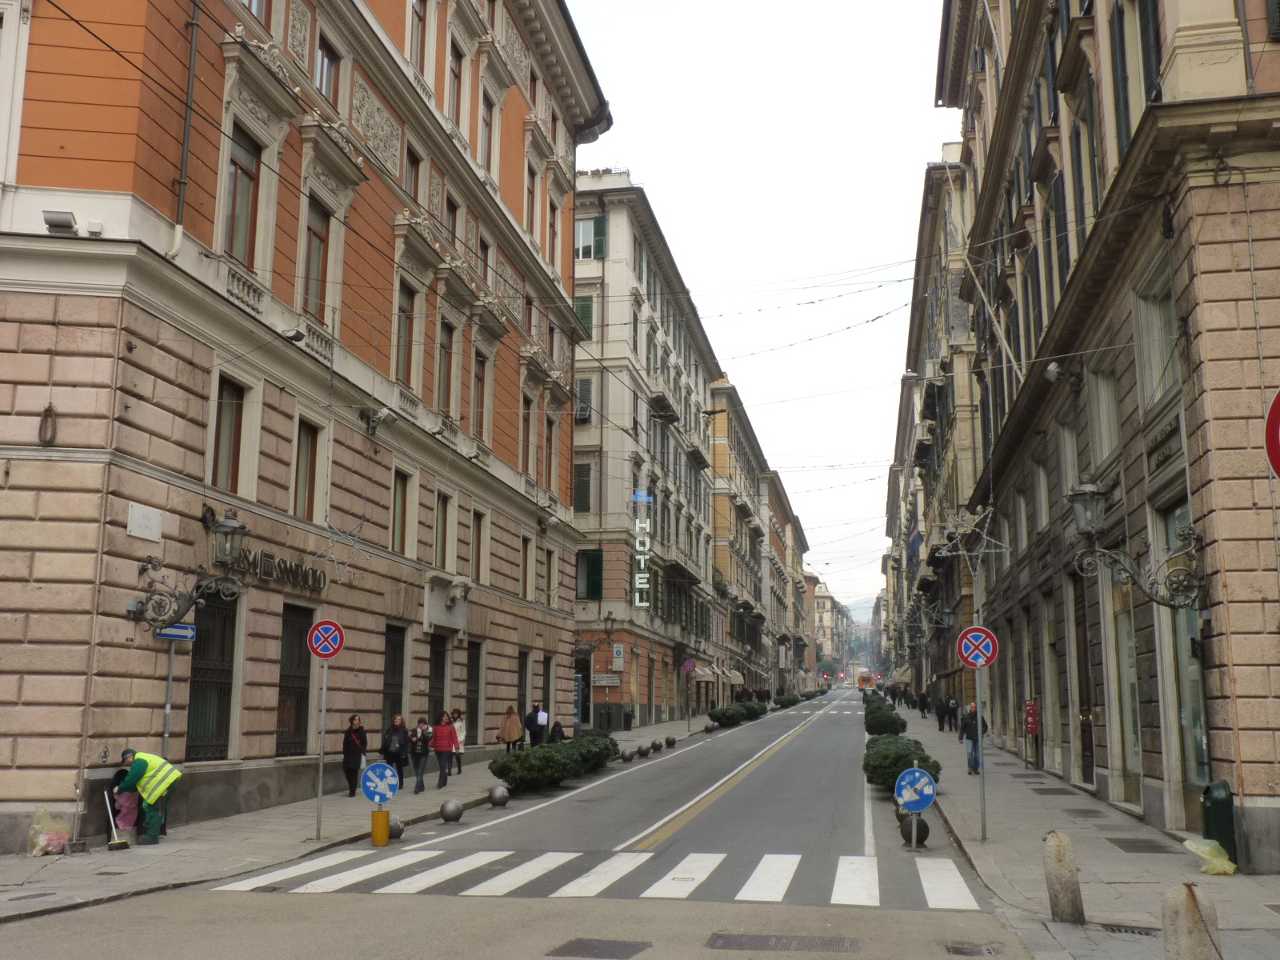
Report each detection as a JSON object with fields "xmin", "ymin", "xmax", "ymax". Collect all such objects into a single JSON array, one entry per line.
[{"xmin": 2, "ymin": 693, "xmax": 1027, "ymax": 959}]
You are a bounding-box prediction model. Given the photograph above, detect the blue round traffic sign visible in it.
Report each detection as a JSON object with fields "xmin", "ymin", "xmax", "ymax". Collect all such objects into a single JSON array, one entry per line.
[
  {"xmin": 894, "ymin": 766, "xmax": 937, "ymax": 814},
  {"xmin": 308, "ymin": 619, "xmax": 345, "ymax": 659},
  {"xmin": 361, "ymin": 762, "xmax": 399, "ymax": 804},
  {"xmin": 956, "ymin": 625, "xmax": 998, "ymax": 669}
]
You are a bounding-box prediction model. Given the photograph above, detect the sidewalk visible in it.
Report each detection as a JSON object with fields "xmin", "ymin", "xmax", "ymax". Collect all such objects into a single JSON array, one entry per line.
[
  {"xmin": 902, "ymin": 717, "xmax": 1280, "ymax": 932},
  {"xmin": 0, "ymin": 763, "xmax": 499, "ymax": 923},
  {"xmin": 611, "ymin": 714, "xmax": 708, "ymax": 751}
]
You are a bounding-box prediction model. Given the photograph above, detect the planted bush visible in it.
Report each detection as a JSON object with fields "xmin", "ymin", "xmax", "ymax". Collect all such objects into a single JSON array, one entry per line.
[
  {"xmin": 740, "ymin": 700, "xmax": 768, "ymax": 721},
  {"xmin": 862, "ymin": 734, "xmax": 941, "ymax": 789},
  {"xmin": 488, "ymin": 733, "xmax": 619, "ymax": 793},
  {"xmin": 864, "ymin": 699, "xmax": 907, "ymax": 735},
  {"xmin": 708, "ymin": 704, "xmax": 747, "ymax": 727},
  {"xmin": 775, "ymin": 693, "xmax": 801, "ymax": 708}
]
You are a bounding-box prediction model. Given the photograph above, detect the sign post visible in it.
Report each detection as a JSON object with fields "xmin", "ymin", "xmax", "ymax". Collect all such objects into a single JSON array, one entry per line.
[
  {"xmin": 957, "ymin": 625, "xmax": 999, "ymax": 843},
  {"xmin": 307, "ymin": 619, "xmax": 345, "ymax": 842},
  {"xmin": 894, "ymin": 765, "xmax": 937, "ymax": 852}
]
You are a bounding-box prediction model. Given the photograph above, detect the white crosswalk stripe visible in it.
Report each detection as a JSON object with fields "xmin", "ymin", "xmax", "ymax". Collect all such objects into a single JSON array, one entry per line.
[
  {"xmin": 550, "ymin": 851, "xmax": 652, "ymax": 898},
  {"xmin": 830, "ymin": 855, "xmax": 879, "ymax": 906},
  {"xmin": 374, "ymin": 850, "xmax": 512, "ymax": 894},
  {"xmin": 734, "ymin": 854, "xmax": 800, "ymax": 902},
  {"xmin": 916, "ymin": 858, "xmax": 980, "ymax": 910},
  {"xmin": 291, "ymin": 850, "xmax": 443, "ymax": 893},
  {"xmin": 640, "ymin": 852, "xmax": 724, "ymax": 899},
  {"xmin": 460, "ymin": 851, "xmax": 581, "ymax": 896},
  {"xmin": 213, "ymin": 850, "xmax": 372, "ymax": 892}
]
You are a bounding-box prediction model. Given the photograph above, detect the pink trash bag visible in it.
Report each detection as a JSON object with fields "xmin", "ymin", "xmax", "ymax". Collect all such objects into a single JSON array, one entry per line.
[{"xmin": 114, "ymin": 791, "xmax": 139, "ymax": 832}]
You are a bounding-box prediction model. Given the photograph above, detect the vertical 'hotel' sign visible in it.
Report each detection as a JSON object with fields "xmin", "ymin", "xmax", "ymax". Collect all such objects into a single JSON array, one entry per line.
[{"xmin": 632, "ymin": 489, "xmax": 653, "ymax": 607}]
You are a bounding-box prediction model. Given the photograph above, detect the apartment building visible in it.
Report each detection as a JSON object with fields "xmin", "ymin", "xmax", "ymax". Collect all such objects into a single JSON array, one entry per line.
[
  {"xmin": 884, "ymin": 146, "xmax": 983, "ymax": 707},
  {"xmin": 885, "ymin": 0, "xmax": 1280, "ymax": 870},
  {"xmin": 0, "ymin": 0, "xmax": 607, "ymax": 849},
  {"xmin": 570, "ymin": 170, "xmax": 723, "ymax": 728},
  {"xmin": 763, "ymin": 471, "xmax": 809, "ymax": 695}
]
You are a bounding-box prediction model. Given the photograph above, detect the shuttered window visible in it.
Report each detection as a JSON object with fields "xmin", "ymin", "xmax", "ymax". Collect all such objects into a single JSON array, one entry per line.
[
  {"xmin": 574, "ymin": 377, "xmax": 592, "ymax": 423},
  {"xmin": 574, "ymin": 295, "xmax": 593, "ymax": 336},
  {"xmin": 576, "ymin": 549, "xmax": 603, "ymax": 600},
  {"xmin": 572, "ymin": 462, "xmax": 592, "ymax": 513}
]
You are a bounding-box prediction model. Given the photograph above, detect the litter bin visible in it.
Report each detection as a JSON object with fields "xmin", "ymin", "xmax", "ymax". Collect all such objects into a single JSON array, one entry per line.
[
  {"xmin": 623, "ymin": 711, "xmax": 633, "ymax": 731},
  {"xmin": 1201, "ymin": 780, "xmax": 1237, "ymax": 865}
]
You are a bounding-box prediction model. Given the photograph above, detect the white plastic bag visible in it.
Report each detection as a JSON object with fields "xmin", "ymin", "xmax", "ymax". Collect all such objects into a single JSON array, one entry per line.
[
  {"xmin": 27, "ymin": 809, "xmax": 70, "ymax": 857},
  {"xmin": 1183, "ymin": 838, "xmax": 1237, "ymax": 875}
]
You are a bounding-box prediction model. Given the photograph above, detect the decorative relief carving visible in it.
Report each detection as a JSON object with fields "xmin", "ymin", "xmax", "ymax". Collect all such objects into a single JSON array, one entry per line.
[
  {"xmin": 351, "ymin": 77, "xmax": 401, "ymax": 177},
  {"xmin": 500, "ymin": 13, "xmax": 532, "ymax": 85},
  {"xmin": 429, "ymin": 167, "xmax": 444, "ymax": 217},
  {"xmin": 288, "ymin": 2, "xmax": 311, "ymax": 65},
  {"xmin": 236, "ymin": 85, "xmax": 277, "ymax": 130}
]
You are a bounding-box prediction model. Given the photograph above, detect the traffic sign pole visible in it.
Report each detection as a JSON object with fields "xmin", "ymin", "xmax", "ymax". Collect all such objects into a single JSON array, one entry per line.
[
  {"xmin": 316, "ymin": 659, "xmax": 328, "ymax": 842},
  {"xmin": 957, "ymin": 625, "xmax": 997, "ymax": 845},
  {"xmin": 976, "ymin": 665, "xmax": 986, "ymax": 842}
]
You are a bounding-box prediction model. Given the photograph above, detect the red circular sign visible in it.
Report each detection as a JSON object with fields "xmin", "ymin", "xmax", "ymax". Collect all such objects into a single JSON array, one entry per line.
[
  {"xmin": 956, "ymin": 625, "xmax": 999, "ymax": 669},
  {"xmin": 1266, "ymin": 390, "xmax": 1280, "ymax": 479},
  {"xmin": 307, "ymin": 619, "xmax": 345, "ymax": 659}
]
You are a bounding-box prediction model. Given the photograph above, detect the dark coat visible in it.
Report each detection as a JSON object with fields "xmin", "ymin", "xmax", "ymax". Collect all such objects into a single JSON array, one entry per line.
[
  {"xmin": 342, "ymin": 726, "xmax": 368, "ymax": 767},
  {"xmin": 960, "ymin": 713, "xmax": 988, "ymax": 742},
  {"xmin": 409, "ymin": 725, "xmax": 433, "ymax": 756},
  {"xmin": 382, "ymin": 724, "xmax": 410, "ymax": 761}
]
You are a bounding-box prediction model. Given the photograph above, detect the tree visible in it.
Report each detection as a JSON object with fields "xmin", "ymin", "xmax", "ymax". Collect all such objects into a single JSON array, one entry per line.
[{"xmin": 817, "ymin": 658, "xmax": 838, "ymax": 678}]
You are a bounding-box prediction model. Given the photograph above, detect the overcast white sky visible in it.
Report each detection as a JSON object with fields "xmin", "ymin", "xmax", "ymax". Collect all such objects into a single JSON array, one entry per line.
[{"xmin": 570, "ymin": 2, "xmax": 961, "ymax": 616}]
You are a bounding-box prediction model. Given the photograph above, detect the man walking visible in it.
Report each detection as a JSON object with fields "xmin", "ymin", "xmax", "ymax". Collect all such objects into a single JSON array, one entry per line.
[
  {"xmin": 526, "ymin": 703, "xmax": 543, "ymax": 747},
  {"xmin": 114, "ymin": 748, "xmax": 181, "ymax": 845},
  {"xmin": 960, "ymin": 703, "xmax": 988, "ymax": 775},
  {"xmin": 935, "ymin": 694, "xmax": 947, "ymax": 732}
]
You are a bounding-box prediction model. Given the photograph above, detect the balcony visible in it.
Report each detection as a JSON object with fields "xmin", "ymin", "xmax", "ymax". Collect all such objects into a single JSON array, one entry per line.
[
  {"xmin": 524, "ymin": 99, "xmax": 554, "ymax": 165},
  {"xmin": 438, "ymin": 256, "xmax": 481, "ymax": 309},
  {"xmin": 520, "ymin": 334, "xmax": 552, "ymax": 383},
  {"xmin": 688, "ymin": 442, "xmax": 710, "ymax": 471},
  {"xmin": 224, "ymin": 260, "xmax": 266, "ymax": 315},
  {"xmin": 393, "ymin": 210, "xmax": 449, "ymax": 274},
  {"xmin": 546, "ymin": 363, "xmax": 572, "ymax": 405},
  {"xmin": 650, "ymin": 379, "xmax": 679, "ymax": 423}
]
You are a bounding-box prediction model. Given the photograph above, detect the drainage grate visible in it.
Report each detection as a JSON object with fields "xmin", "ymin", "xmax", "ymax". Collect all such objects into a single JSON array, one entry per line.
[
  {"xmin": 1100, "ymin": 924, "xmax": 1158, "ymax": 937},
  {"xmin": 7, "ymin": 892, "xmax": 55, "ymax": 902},
  {"xmin": 1030, "ymin": 788, "xmax": 1077, "ymax": 796},
  {"xmin": 943, "ymin": 944, "xmax": 1001, "ymax": 957},
  {"xmin": 707, "ymin": 934, "xmax": 859, "ymax": 953},
  {"xmin": 1063, "ymin": 808, "xmax": 1107, "ymax": 818},
  {"xmin": 546, "ymin": 939, "xmax": 652, "ymax": 960},
  {"xmin": 1105, "ymin": 837, "xmax": 1180, "ymax": 854}
]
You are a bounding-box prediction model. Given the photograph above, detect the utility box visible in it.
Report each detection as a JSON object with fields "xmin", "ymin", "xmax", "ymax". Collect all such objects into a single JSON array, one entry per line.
[{"xmin": 1201, "ymin": 780, "xmax": 1237, "ymax": 865}]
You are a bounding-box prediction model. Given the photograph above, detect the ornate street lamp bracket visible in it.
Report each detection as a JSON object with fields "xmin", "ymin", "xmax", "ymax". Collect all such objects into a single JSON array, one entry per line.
[{"xmin": 1072, "ymin": 524, "xmax": 1204, "ymax": 610}]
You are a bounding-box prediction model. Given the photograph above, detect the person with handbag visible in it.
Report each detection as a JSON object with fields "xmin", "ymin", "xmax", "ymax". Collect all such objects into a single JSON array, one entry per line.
[
  {"xmin": 408, "ymin": 717, "xmax": 433, "ymax": 794},
  {"xmin": 499, "ymin": 705, "xmax": 524, "ymax": 753},
  {"xmin": 341, "ymin": 714, "xmax": 368, "ymax": 798},
  {"xmin": 432, "ymin": 712, "xmax": 460, "ymax": 789},
  {"xmin": 381, "ymin": 713, "xmax": 411, "ymax": 787}
]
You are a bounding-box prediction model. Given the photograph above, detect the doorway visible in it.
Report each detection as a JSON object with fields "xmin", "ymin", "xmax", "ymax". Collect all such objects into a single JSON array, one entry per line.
[
  {"xmin": 1071, "ymin": 574, "xmax": 1095, "ymax": 785},
  {"xmin": 275, "ymin": 604, "xmax": 312, "ymax": 757},
  {"xmin": 187, "ymin": 594, "xmax": 237, "ymax": 761}
]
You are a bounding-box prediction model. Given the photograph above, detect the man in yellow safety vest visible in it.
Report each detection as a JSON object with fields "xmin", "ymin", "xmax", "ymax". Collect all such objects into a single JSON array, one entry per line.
[{"xmin": 114, "ymin": 748, "xmax": 182, "ymax": 845}]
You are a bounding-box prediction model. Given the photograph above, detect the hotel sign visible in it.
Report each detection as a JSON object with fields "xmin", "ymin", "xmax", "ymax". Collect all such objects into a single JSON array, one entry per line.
[{"xmin": 632, "ymin": 489, "xmax": 653, "ymax": 608}]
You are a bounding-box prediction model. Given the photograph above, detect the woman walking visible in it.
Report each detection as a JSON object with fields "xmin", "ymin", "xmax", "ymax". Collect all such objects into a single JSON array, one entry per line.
[
  {"xmin": 499, "ymin": 705, "xmax": 523, "ymax": 753},
  {"xmin": 450, "ymin": 708, "xmax": 467, "ymax": 774},
  {"xmin": 381, "ymin": 713, "xmax": 410, "ymax": 787},
  {"xmin": 341, "ymin": 715, "xmax": 367, "ymax": 797},
  {"xmin": 409, "ymin": 717, "xmax": 433, "ymax": 794},
  {"xmin": 432, "ymin": 711, "xmax": 460, "ymax": 789}
]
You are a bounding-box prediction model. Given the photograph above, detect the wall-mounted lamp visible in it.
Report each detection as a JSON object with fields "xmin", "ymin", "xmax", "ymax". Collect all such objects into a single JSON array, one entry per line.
[
  {"xmin": 43, "ymin": 210, "xmax": 78, "ymax": 236},
  {"xmin": 126, "ymin": 507, "xmax": 248, "ymax": 630}
]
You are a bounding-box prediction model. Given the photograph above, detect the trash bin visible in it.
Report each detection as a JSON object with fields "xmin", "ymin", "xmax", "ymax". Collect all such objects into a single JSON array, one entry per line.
[
  {"xmin": 623, "ymin": 711, "xmax": 633, "ymax": 731},
  {"xmin": 1201, "ymin": 780, "xmax": 1237, "ymax": 865}
]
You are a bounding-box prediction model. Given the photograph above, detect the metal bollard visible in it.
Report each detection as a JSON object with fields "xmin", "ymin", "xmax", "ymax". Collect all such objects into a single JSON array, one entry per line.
[
  {"xmin": 1163, "ymin": 882, "xmax": 1221, "ymax": 960},
  {"xmin": 1042, "ymin": 830, "xmax": 1086, "ymax": 924}
]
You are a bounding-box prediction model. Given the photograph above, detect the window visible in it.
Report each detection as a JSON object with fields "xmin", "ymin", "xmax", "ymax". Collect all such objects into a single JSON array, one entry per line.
[
  {"xmin": 212, "ymin": 377, "xmax": 245, "ymax": 493},
  {"xmin": 293, "ymin": 420, "xmax": 318, "ymax": 520},
  {"xmin": 435, "ymin": 491, "xmax": 452, "ymax": 570},
  {"xmin": 523, "ymin": 295, "xmax": 534, "ymax": 333},
  {"xmin": 410, "ymin": 1, "xmax": 427, "ymax": 73},
  {"xmin": 428, "ymin": 635, "xmax": 447, "ymax": 720},
  {"xmin": 574, "ymin": 295, "xmax": 593, "ymax": 337},
  {"xmin": 479, "ymin": 238, "xmax": 491, "ymax": 285},
  {"xmin": 486, "ymin": 0, "xmax": 497, "ymax": 28},
  {"xmin": 544, "ymin": 415, "xmax": 555, "ymax": 488},
  {"xmin": 448, "ymin": 42, "xmax": 464, "ymax": 125},
  {"xmin": 521, "ymin": 535, "xmax": 534, "ymax": 600},
  {"xmin": 472, "ymin": 351, "xmax": 488, "ymax": 439},
  {"xmin": 1088, "ymin": 371, "xmax": 1121, "ymax": 463},
  {"xmin": 186, "ymin": 594, "xmax": 237, "ymax": 761},
  {"xmin": 526, "ymin": 164, "xmax": 537, "ymax": 232},
  {"xmin": 521, "ymin": 395, "xmax": 533, "ymax": 474},
  {"xmin": 480, "ymin": 94, "xmax": 495, "ymax": 172},
  {"xmin": 1059, "ymin": 423, "xmax": 1080, "ymax": 497},
  {"xmin": 395, "ymin": 282, "xmax": 415, "ymax": 387},
  {"xmin": 574, "ymin": 378, "xmax": 592, "ymax": 423},
  {"xmin": 437, "ymin": 320, "xmax": 455, "ymax": 414},
  {"xmin": 543, "ymin": 548, "xmax": 556, "ymax": 605},
  {"xmin": 238, "ymin": 0, "xmax": 268, "ymax": 22},
  {"xmin": 303, "ymin": 197, "xmax": 330, "ymax": 322},
  {"xmin": 1136, "ymin": 263, "xmax": 1179, "ymax": 406},
  {"xmin": 550, "ymin": 110, "xmax": 559, "ymax": 150},
  {"xmin": 276, "ymin": 605, "xmax": 312, "ymax": 757},
  {"xmin": 1015, "ymin": 493, "xmax": 1029, "ymax": 552},
  {"xmin": 631, "ymin": 310, "xmax": 639, "ymax": 352},
  {"xmin": 1034, "ymin": 462, "xmax": 1050, "ymax": 530},
  {"xmin": 316, "ymin": 35, "xmax": 339, "ymax": 106},
  {"xmin": 1136, "ymin": 0, "xmax": 1162, "ymax": 103},
  {"xmin": 391, "ymin": 470, "xmax": 410, "ymax": 555},
  {"xmin": 529, "ymin": 71, "xmax": 538, "ymax": 108},
  {"xmin": 225, "ymin": 124, "xmax": 260, "ymax": 267},
  {"xmin": 446, "ymin": 196, "xmax": 460, "ymax": 244},
  {"xmin": 1109, "ymin": 2, "xmax": 1132, "ymax": 157},
  {"xmin": 382, "ymin": 624, "xmax": 405, "ymax": 732},
  {"xmin": 575, "ymin": 219, "xmax": 594, "ymax": 260},
  {"xmin": 548, "ymin": 199, "xmax": 558, "ymax": 261},
  {"xmin": 404, "ymin": 146, "xmax": 421, "ymax": 202},
  {"xmin": 572, "ymin": 462, "xmax": 591, "ymax": 512},
  {"xmin": 576, "ymin": 549, "xmax": 603, "ymax": 600},
  {"xmin": 470, "ymin": 510, "xmax": 488, "ymax": 582}
]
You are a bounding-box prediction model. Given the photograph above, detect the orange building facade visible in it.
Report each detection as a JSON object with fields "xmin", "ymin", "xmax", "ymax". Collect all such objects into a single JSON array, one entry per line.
[{"xmin": 0, "ymin": 0, "xmax": 608, "ymax": 848}]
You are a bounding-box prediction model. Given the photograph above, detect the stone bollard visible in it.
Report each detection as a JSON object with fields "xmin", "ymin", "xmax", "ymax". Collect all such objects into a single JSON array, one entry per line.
[
  {"xmin": 1042, "ymin": 830, "xmax": 1086, "ymax": 924},
  {"xmin": 1163, "ymin": 882, "xmax": 1220, "ymax": 960}
]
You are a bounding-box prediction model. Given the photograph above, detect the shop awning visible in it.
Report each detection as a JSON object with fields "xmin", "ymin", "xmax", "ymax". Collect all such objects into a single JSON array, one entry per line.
[
  {"xmin": 727, "ymin": 669, "xmax": 745, "ymax": 685},
  {"xmin": 693, "ymin": 666, "xmax": 715, "ymax": 681},
  {"xmin": 892, "ymin": 664, "xmax": 913, "ymax": 684}
]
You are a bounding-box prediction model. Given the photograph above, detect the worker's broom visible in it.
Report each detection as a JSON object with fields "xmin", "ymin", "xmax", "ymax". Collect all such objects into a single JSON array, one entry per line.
[{"xmin": 104, "ymin": 790, "xmax": 130, "ymax": 851}]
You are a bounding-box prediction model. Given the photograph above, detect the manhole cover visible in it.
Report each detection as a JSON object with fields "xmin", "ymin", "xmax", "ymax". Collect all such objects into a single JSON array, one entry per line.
[
  {"xmin": 1063, "ymin": 808, "xmax": 1107, "ymax": 818},
  {"xmin": 706, "ymin": 934, "xmax": 859, "ymax": 953},
  {"xmin": 1030, "ymin": 788, "xmax": 1076, "ymax": 796},
  {"xmin": 943, "ymin": 944, "xmax": 1000, "ymax": 957},
  {"xmin": 1100, "ymin": 924, "xmax": 1158, "ymax": 937},
  {"xmin": 1105, "ymin": 837, "xmax": 1179, "ymax": 854},
  {"xmin": 7, "ymin": 892, "xmax": 55, "ymax": 902},
  {"xmin": 546, "ymin": 939, "xmax": 651, "ymax": 959}
]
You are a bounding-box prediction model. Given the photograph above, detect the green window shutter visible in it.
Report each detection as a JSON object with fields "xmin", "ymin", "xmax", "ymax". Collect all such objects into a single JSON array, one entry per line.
[
  {"xmin": 592, "ymin": 215, "xmax": 606, "ymax": 259},
  {"xmin": 576, "ymin": 549, "xmax": 602, "ymax": 600},
  {"xmin": 1137, "ymin": 0, "xmax": 1162, "ymax": 103},
  {"xmin": 574, "ymin": 377, "xmax": 592, "ymax": 423},
  {"xmin": 1110, "ymin": 3, "xmax": 1131, "ymax": 157},
  {"xmin": 574, "ymin": 295, "xmax": 593, "ymax": 337},
  {"xmin": 572, "ymin": 462, "xmax": 592, "ymax": 512}
]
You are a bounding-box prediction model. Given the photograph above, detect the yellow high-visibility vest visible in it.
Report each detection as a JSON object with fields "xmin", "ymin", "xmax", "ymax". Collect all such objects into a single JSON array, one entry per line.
[{"xmin": 133, "ymin": 752, "xmax": 182, "ymax": 805}]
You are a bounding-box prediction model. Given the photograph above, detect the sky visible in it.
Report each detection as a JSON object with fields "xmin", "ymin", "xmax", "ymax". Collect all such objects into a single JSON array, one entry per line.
[{"xmin": 569, "ymin": 1, "xmax": 961, "ymax": 618}]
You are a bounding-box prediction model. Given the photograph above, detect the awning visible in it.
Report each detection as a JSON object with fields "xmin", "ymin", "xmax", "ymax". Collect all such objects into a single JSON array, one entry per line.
[
  {"xmin": 714, "ymin": 665, "xmax": 730, "ymax": 678},
  {"xmin": 693, "ymin": 666, "xmax": 715, "ymax": 681},
  {"xmin": 892, "ymin": 664, "xmax": 913, "ymax": 684},
  {"xmin": 727, "ymin": 669, "xmax": 745, "ymax": 685}
]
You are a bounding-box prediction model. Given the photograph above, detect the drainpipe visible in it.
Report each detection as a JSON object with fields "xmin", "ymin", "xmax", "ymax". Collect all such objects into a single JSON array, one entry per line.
[
  {"xmin": 1235, "ymin": 0, "xmax": 1257, "ymax": 96},
  {"xmin": 167, "ymin": 2, "xmax": 200, "ymax": 259}
]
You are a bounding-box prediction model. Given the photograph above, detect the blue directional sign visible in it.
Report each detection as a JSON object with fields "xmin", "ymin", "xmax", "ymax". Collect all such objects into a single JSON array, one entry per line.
[
  {"xmin": 361, "ymin": 762, "xmax": 399, "ymax": 804},
  {"xmin": 894, "ymin": 766, "xmax": 938, "ymax": 814},
  {"xmin": 631, "ymin": 490, "xmax": 653, "ymax": 504},
  {"xmin": 156, "ymin": 623, "xmax": 196, "ymax": 643}
]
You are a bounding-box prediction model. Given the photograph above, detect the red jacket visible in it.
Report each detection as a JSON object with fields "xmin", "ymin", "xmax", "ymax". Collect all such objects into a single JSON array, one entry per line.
[{"xmin": 432, "ymin": 723, "xmax": 460, "ymax": 752}]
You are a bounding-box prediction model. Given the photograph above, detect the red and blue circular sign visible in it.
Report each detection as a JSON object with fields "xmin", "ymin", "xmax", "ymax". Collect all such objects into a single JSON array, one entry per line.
[
  {"xmin": 956, "ymin": 625, "xmax": 998, "ymax": 669},
  {"xmin": 307, "ymin": 619, "xmax": 345, "ymax": 659}
]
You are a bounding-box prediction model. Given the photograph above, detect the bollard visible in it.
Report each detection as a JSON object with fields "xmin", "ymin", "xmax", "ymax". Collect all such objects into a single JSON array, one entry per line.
[
  {"xmin": 1163, "ymin": 882, "xmax": 1221, "ymax": 960},
  {"xmin": 1042, "ymin": 830, "xmax": 1086, "ymax": 924},
  {"xmin": 371, "ymin": 808, "xmax": 390, "ymax": 847}
]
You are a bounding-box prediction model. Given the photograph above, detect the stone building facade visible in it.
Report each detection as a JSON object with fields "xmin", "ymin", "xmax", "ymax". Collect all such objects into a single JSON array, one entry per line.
[
  {"xmin": 886, "ymin": 0, "xmax": 1280, "ymax": 871},
  {"xmin": 0, "ymin": 0, "xmax": 607, "ymax": 849}
]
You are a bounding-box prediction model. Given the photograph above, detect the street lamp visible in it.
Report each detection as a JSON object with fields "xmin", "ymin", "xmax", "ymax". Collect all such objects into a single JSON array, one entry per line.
[{"xmin": 1068, "ymin": 482, "xmax": 1203, "ymax": 609}]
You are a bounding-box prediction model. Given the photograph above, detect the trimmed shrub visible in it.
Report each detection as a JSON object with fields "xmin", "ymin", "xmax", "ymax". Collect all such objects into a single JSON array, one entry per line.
[
  {"xmin": 862, "ymin": 734, "xmax": 941, "ymax": 789},
  {"xmin": 488, "ymin": 733, "xmax": 618, "ymax": 793},
  {"xmin": 740, "ymin": 700, "xmax": 768, "ymax": 721},
  {"xmin": 708, "ymin": 705, "xmax": 747, "ymax": 728},
  {"xmin": 775, "ymin": 693, "xmax": 801, "ymax": 708},
  {"xmin": 865, "ymin": 699, "xmax": 907, "ymax": 735}
]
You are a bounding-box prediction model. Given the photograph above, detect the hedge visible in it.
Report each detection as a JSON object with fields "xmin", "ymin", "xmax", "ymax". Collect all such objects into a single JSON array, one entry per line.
[
  {"xmin": 862, "ymin": 734, "xmax": 941, "ymax": 789},
  {"xmin": 865, "ymin": 698, "xmax": 907, "ymax": 735},
  {"xmin": 775, "ymin": 693, "xmax": 801, "ymax": 708},
  {"xmin": 708, "ymin": 704, "xmax": 747, "ymax": 727},
  {"xmin": 488, "ymin": 732, "xmax": 619, "ymax": 793}
]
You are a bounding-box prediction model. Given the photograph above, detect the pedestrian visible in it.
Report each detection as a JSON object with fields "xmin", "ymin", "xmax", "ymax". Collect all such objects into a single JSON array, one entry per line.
[
  {"xmin": 500, "ymin": 705, "xmax": 524, "ymax": 753},
  {"xmin": 342, "ymin": 714, "xmax": 367, "ymax": 797},
  {"xmin": 526, "ymin": 703, "xmax": 543, "ymax": 747},
  {"xmin": 536, "ymin": 703, "xmax": 549, "ymax": 744},
  {"xmin": 947, "ymin": 697, "xmax": 959, "ymax": 732},
  {"xmin": 451, "ymin": 708, "xmax": 466, "ymax": 774},
  {"xmin": 960, "ymin": 702, "xmax": 989, "ymax": 775},
  {"xmin": 935, "ymin": 695, "xmax": 947, "ymax": 732},
  {"xmin": 547, "ymin": 719, "xmax": 565, "ymax": 743},
  {"xmin": 919, "ymin": 691, "xmax": 929, "ymax": 719},
  {"xmin": 432, "ymin": 711, "xmax": 460, "ymax": 789},
  {"xmin": 409, "ymin": 717, "xmax": 433, "ymax": 794},
  {"xmin": 381, "ymin": 713, "xmax": 410, "ymax": 786},
  {"xmin": 113, "ymin": 748, "xmax": 181, "ymax": 845}
]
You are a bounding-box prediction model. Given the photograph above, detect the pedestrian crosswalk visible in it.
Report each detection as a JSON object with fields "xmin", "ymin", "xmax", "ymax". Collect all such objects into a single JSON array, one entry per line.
[{"xmin": 213, "ymin": 847, "xmax": 979, "ymax": 911}]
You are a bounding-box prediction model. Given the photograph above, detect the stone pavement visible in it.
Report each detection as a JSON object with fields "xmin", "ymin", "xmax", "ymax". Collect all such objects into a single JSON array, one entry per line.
[{"xmin": 898, "ymin": 715, "xmax": 1280, "ymax": 957}]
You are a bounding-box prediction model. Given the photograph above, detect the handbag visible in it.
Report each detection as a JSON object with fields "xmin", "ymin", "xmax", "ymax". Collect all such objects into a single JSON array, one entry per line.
[{"xmin": 359, "ymin": 753, "xmax": 368, "ymax": 771}]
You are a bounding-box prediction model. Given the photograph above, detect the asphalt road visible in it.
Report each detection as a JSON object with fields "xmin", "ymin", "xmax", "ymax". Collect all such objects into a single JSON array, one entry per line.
[{"xmin": 4, "ymin": 689, "xmax": 1030, "ymax": 959}]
